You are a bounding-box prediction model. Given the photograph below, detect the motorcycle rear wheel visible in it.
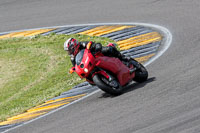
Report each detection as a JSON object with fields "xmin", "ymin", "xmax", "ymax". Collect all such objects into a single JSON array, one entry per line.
[
  {"xmin": 93, "ymin": 74, "xmax": 123, "ymax": 95},
  {"xmin": 133, "ymin": 62, "xmax": 148, "ymax": 83}
]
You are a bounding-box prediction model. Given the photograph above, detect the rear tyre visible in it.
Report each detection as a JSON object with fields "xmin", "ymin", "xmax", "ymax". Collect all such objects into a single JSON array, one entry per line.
[
  {"xmin": 93, "ymin": 74, "xmax": 123, "ymax": 95},
  {"xmin": 133, "ymin": 62, "xmax": 148, "ymax": 83}
]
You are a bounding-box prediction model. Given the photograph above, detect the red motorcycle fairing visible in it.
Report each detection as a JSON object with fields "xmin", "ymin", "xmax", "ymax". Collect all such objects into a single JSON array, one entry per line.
[
  {"xmin": 74, "ymin": 49, "xmax": 135, "ymax": 86},
  {"xmin": 94, "ymin": 56, "xmax": 135, "ymax": 86}
]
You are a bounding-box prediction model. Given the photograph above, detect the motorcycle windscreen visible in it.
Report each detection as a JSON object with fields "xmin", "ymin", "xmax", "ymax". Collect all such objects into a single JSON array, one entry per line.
[{"xmin": 75, "ymin": 49, "xmax": 85, "ymax": 66}]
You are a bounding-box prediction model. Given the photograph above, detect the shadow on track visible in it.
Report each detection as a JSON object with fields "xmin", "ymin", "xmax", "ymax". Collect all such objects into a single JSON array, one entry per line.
[{"xmin": 99, "ymin": 77, "xmax": 156, "ymax": 98}]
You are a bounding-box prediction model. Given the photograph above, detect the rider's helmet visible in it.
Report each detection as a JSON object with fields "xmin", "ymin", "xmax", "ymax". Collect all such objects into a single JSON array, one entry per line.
[{"xmin": 64, "ymin": 38, "xmax": 80, "ymax": 56}]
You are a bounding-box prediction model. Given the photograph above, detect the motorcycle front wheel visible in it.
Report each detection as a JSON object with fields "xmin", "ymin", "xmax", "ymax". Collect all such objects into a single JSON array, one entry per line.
[{"xmin": 93, "ymin": 74, "xmax": 123, "ymax": 96}]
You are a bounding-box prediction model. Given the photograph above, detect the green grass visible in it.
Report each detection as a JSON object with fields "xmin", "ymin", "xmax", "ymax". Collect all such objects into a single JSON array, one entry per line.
[{"xmin": 0, "ymin": 34, "xmax": 116, "ymax": 121}]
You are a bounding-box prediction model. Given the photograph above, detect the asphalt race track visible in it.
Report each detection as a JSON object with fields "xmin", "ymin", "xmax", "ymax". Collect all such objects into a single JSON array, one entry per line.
[{"xmin": 1, "ymin": 0, "xmax": 200, "ymax": 133}]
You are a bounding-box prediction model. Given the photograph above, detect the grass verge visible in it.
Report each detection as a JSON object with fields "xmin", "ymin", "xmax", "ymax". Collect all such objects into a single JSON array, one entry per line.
[{"xmin": 0, "ymin": 34, "xmax": 116, "ymax": 121}]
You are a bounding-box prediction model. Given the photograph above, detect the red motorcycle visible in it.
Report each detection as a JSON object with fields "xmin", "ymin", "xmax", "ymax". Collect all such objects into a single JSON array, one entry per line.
[{"xmin": 70, "ymin": 43, "xmax": 148, "ymax": 95}]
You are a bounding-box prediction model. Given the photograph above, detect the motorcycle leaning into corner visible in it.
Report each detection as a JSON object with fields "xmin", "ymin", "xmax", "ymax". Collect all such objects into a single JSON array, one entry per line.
[{"xmin": 70, "ymin": 42, "xmax": 148, "ymax": 95}]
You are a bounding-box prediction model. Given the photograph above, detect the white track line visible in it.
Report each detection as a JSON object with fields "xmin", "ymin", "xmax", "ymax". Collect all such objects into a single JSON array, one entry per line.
[{"xmin": 1, "ymin": 22, "xmax": 172, "ymax": 133}]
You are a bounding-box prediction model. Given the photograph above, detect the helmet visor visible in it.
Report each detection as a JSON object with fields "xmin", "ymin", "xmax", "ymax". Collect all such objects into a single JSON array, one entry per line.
[{"xmin": 67, "ymin": 44, "xmax": 75, "ymax": 55}]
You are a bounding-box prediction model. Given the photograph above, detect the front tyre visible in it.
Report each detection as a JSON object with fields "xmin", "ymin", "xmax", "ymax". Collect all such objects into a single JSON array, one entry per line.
[{"xmin": 93, "ymin": 74, "xmax": 123, "ymax": 95}]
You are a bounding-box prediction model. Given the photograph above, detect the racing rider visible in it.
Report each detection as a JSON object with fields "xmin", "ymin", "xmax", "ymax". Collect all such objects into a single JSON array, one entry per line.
[{"xmin": 64, "ymin": 38, "xmax": 140, "ymax": 69}]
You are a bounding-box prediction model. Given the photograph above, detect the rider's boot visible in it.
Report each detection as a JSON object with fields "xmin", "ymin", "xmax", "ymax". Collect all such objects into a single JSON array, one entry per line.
[
  {"xmin": 118, "ymin": 53, "xmax": 141, "ymax": 70},
  {"xmin": 130, "ymin": 58, "xmax": 141, "ymax": 70}
]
